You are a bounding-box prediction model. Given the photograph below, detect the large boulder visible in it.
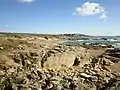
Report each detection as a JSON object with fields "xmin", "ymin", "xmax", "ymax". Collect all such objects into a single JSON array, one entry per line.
[{"xmin": 43, "ymin": 47, "xmax": 90, "ymax": 68}]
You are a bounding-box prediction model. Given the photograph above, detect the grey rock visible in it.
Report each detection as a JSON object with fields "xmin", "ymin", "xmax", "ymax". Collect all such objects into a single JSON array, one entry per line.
[
  {"xmin": 79, "ymin": 73, "xmax": 91, "ymax": 78},
  {"xmin": 51, "ymin": 76, "xmax": 62, "ymax": 85}
]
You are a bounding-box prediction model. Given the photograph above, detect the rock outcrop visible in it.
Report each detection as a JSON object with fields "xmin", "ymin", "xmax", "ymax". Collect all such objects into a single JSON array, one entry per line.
[
  {"xmin": 0, "ymin": 34, "xmax": 120, "ymax": 90},
  {"xmin": 0, "ymin": 45, "xmax": 120, "ymax": 90},
  {"xmin": 43, "ymin": 45, "xmax": 90, "ymax": 68}
]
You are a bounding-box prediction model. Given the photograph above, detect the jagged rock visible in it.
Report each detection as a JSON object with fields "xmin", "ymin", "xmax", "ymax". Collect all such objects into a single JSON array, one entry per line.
[
  {"xmin": 43, "ymin": 46, "xmax": 91, "ymax": 68},
  {"xmin": 47, "ymin": 83, "xmax": 54, "ymax": 89},
  {"xmin": 57, "ymin": 84, "xmax": 63, "ymax": 90},
  {"xmin": 51, "ymin": 76, "xmax": 62, "ymax": 85},
  {"xmin": 30, "ymin": 52, "xmax": 38, "ymax": 56},
  {"xmin": 102, "ymin": 66, "xmax": 112, "ymax": 72},
  {"xmin": 0, "ymin": 47, "xmax": 4, "ymax": 50},
  {"xmin": 99, "ymin": 76, "xmax": 120, "ymax": 90},
  {"xmin": 48, "ymin": 50, "xmax": 57, "ymax": 54},
  {"xmin": 79, "ymin": 73, "xmax": 91, "ymax": 78},
  {"xmin": 44, "ymin": 37, "xmax": 48, "ymax": 40},
  {"xmin": 1, "ymin": 39, "xmax": 120, "ymax": 90},
  {"xmin": 102, "ymin": 58, "xmax": 114, "ymax": 66},
  {"xmin": 73, "ymin": 57, "xmax": 81, "ymax": 66},
  {"xmin": 89, "ymin": 70, "xmax": 97, "ymax": 75},
  {"xmin": 90, "ymin": 76, "xmax": 98, "ymax": 82},
  {"xmin": 0, "ymin": 70, "xmax": 5, "ymax": 75}
]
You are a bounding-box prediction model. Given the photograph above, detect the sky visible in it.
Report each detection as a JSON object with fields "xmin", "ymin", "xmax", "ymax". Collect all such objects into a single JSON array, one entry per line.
[{"xmin": 0, "ymin": 0, "xmax": 120, "ymax": 36}]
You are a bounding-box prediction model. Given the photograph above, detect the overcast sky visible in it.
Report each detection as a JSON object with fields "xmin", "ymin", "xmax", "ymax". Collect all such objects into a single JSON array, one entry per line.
[{"xmin": 0, "ymin": 0, "xmax": 120, "ymax": 36}]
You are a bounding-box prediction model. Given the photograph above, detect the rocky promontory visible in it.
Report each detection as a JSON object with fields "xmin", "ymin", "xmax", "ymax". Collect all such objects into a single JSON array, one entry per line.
[{"xmin": 0, "ymin": 33, "xmax": 120, "ymax": 90}]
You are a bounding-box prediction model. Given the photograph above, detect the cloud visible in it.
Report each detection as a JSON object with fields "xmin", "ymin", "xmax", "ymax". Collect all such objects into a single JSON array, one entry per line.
[
  {"xmin": 17, "ymin": 0, "xmax": 35, "ymax": 3},
  {"xmin": 100, "ymin": 13, "xmax": 107, "ymax": 20},
  {"xmin": 73, "ymin": 2, "xmax": 108, "ymax": 20}
]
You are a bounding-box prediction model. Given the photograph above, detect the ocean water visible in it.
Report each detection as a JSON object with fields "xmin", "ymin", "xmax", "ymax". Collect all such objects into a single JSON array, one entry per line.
[{"xmin": 63, "ymin": 39, "xmax": 120, "ymax": 45}]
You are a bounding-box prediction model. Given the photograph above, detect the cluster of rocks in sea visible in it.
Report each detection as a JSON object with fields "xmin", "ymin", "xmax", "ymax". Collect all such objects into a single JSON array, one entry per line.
[{"xmin": 0, "ymin": 45, "xmax": 120, "ymax": 90}]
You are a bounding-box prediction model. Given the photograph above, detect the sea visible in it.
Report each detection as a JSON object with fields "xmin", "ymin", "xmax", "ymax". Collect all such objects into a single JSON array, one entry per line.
[{"xmin": 62, "ymin": 36, "xmax": 120, "ymax": 46}]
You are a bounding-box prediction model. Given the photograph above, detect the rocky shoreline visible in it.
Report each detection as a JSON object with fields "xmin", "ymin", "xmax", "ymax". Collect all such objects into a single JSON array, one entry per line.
[{"xmin": 0, "ymin": 34, "xmax": 120, "ymax": 90}]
